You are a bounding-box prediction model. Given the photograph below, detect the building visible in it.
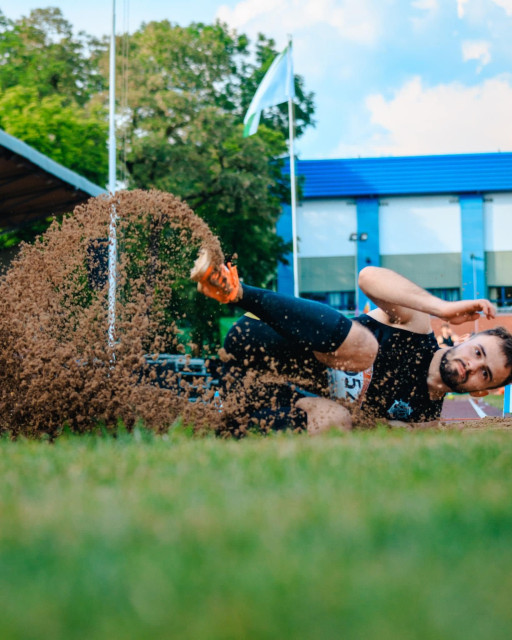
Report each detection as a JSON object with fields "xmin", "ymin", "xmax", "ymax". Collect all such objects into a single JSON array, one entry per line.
[
  {"xmin": 0, "ymin": 128, "xmax": 105, "ymax": 230},
  {"xmin": 0, "ymin": 128, "xmax": 105, "ymax": 269},
  {"xmin": 278, "ymin": 152, "xmax": 512, "ymax": 312}
]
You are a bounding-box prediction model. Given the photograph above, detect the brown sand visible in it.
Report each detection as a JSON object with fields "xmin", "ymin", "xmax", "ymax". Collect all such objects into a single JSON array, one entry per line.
[
  {"xmin": 0, "ymin": 190, "xmax": 225, "ymax": 438},
  {"xmin": 0, "ymin": 187, "xmax": 334, "ymax": 439}
]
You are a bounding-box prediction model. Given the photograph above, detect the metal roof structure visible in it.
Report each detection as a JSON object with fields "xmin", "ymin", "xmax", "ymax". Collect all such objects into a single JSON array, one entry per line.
[
  {"xmin": 0, "ymin": 128, "xmax": 106, "ymax": 229},
  {"xmin": 285, "ymin": 152, "xmax": 512, "ymax": 199}
]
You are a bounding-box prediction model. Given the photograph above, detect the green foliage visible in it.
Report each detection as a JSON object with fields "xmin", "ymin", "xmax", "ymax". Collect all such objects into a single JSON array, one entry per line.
[
  {"xmin": 0, "ymin": 86, "xmax": 107, "ymax": 185},
  {"xmin": 0, "ymin": 7, "xmax": 108, "ymax": 246},
  {"xmin": 103, "ymin": 20, "xmax": 315, "ymax": 347},
  {"xmin": 0, "ymin": 11, "xmax": 316, "ymax": 348},
  {"xmin": 0, "ymin": 217, "xmax": 53, "ymax": 250},
  {"xmin": 1, "ymin": 430, "xmax": 512, "ymax": 639},
  {"xmin": 0, "ymin": 8, "xmax": 108, "ymax": 183},
  {"xmin": 113, "ymin": 20, "xmax": 314, "ymax": 285},
  {"xmin": 0, "ymin": 7, "xmax": 104, "ymax": 105}
]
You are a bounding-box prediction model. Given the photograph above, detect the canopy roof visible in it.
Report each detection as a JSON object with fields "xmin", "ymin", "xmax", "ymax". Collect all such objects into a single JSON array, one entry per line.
[
  {"xmin": 284, "ymin": 152, "xmax": 512, "ymax": 199},
  {"xmin": 0, "ymin": 128, "xmax": 105, "ymax": 230}
]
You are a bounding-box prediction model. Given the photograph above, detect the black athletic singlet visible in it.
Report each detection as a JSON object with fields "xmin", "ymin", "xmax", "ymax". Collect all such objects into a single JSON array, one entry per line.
[
  {"xmin": 223, "ymin": 314, "xmax": 443, "ymax": 428},
  {"xmin": 354, "ymin": 314, "xmax": 443, "ymax": 422}
]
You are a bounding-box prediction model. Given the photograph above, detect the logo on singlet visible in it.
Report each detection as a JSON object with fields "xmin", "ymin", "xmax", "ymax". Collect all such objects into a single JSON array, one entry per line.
[
  {"xmin": 387, "ymin": 399, "xmax": 413, "ymax": 420},
  {"xmin": 327, "ymin": 367, "xmax": 373, "ymax": 405}
]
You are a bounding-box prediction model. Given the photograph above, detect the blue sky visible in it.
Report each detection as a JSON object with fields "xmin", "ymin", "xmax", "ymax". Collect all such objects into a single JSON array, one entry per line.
[{"xmin": 2, "ymin": 0, "xmax": 512, "ymax": 159}]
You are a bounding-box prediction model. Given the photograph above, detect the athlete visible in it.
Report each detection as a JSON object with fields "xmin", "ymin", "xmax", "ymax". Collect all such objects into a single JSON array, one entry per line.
[
  {"xmin": 191, "ymin": 252, "xmax": 512, "ymax": 433},
  {"xmin": 437, "ymin": 323, "xmax": 457, "ymax": 347}
]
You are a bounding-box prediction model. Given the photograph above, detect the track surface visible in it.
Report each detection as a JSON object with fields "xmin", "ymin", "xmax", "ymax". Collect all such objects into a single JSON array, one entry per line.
[{"xmin": 441, "ymin": 396, "xmax": 502, "ymax": 421}]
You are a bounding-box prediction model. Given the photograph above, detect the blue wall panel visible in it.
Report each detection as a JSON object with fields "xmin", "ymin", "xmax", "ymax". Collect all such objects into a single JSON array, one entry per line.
[
  {"xmin": 460, "ymin": 195, "xmax": 485, "ymax": 300},
  {"xmin": 356, "ymin": 198, "xmax": 380, "ymax": 313},
  {"xmin": 276, "ymin": 203, "xmax": 294, "ymax": 295}
]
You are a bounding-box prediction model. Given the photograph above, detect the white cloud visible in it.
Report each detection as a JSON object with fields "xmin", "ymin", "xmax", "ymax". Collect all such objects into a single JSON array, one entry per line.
[
  {"xmin": 352, "ymin": 76, "xmax": 512, "ymax": 156},
  {"xmin": 462, "ymin": 40, "xmax": 491, "ymax": 71},
  {"xmin": 457, "ymin": 0, "xmax": 469, "ymax": 18},
  {"xmin": 217, "ymin": 0, "xmax": 283, "ymax": 28},
  {"xmin": 409, "ymin": 0, "xmax": 438, "ymax": 30},
  {"xmin": 492, "ymin": 0, "xmax": 512, "ymax": 15},
  {"xmin": 457, "ymin": 0, "xmax": 512, "ymax": 19},
  {"xmin": 411, "ymin": 0, "xmax": 438, "ymax": 10},
  {"xmin": 216, "ymin": 0, "xmax": 380, "ymax": 46}
]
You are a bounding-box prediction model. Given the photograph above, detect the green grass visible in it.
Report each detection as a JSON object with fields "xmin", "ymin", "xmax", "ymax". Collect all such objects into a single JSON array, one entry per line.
[{"xmin": 2, "ymin": 428, "xmax": 512, "ymax": 640}]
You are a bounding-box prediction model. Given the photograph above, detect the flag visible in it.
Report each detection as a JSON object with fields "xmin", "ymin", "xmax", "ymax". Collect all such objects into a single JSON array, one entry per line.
[{"xmin": 243, "ymin": 43, "xmax": 295, "ymax": 137}]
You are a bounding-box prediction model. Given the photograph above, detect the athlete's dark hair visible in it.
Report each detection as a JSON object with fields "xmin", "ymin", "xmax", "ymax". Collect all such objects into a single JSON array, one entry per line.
[{"xmin": 479, "ymin": 326, "xmax": 512, "ymax": 386}]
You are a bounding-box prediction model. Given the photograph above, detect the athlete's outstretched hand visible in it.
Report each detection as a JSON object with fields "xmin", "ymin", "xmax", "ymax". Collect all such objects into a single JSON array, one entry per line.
[{"xmin": 438, "ymin": 299, "xmax": 496, "ymax": 325}]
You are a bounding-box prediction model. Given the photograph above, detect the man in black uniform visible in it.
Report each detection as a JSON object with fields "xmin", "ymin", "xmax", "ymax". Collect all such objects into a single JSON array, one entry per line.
[
  {"xmin": 437, "ymin": 323, "xmax": 456, "ymax": 347},
  {"xmin": 192, "ymin": 253, "xmax": 512, "ymax": 433}
]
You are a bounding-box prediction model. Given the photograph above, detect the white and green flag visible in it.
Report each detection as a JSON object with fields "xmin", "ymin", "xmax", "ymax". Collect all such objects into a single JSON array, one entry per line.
[{"xmin": 243, "ymin": 43, "xmax": 295, "ymax": 137}]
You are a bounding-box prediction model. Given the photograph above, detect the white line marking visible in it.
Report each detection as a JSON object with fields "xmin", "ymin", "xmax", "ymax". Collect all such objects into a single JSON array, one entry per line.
[{"xmin": 468, "ymin": 397, "xmax": 487, "ymax": 419}]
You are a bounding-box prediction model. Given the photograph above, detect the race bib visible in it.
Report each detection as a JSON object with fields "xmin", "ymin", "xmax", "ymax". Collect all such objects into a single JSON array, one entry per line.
[{"xmin": 327, "ymin": 367, "xmax": 373, "ymax": 405}]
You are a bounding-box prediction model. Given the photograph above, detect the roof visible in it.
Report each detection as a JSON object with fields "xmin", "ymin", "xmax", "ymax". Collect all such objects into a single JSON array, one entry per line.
[
  {"xmin": 0, "ymin": 128, "xmax": 106, "ymax": 229},
  {"xmin": 285, "ymin": 153, "xmax": 512, "ymax": 199}
]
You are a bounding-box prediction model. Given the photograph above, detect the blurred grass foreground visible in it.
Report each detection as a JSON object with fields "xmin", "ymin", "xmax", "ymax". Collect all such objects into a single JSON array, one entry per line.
[{"xmin": 1, "ymin": 428, "xmax": 512, "ymax": 640}]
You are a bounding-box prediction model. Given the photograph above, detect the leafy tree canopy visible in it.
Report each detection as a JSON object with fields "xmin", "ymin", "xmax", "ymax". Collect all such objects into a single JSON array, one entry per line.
[
  {"xmin": 0, "ymin": 7, "xmax": 104, "ymax": 105},
  {"xmin": 0, "ymin": 86, "xmax": 107, "ymax": 184},
  {"xmin": 0, "ymin": 7, "xmax": 108, "ymax": 248},
  {"xmin": 0, "ymin": 12, "xmax": 316, "ymax": 346},
  {"xmin": 107, "ymin": 20, "xmax": 315, "ymax": 287}
]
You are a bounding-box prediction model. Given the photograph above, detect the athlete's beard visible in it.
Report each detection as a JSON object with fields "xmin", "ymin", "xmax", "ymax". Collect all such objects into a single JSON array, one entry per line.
[{"xmin": 440, "ymin": 348, "xmax": 467, "ymax": 392}]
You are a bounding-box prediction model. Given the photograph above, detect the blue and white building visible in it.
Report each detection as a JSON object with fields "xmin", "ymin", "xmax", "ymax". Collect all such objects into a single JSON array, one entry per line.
[{"xmin": 278, "ymin": 153, "xmax": 512, "ymax": 311}]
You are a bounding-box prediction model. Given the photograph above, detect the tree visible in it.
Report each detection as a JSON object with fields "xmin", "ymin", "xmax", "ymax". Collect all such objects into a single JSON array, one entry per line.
[
  {"xmin": 0, "ymin": 86, "xmax": 107, "ymax": 185},
  {"xmin": 0, "ymin": 13, "xmax": 316, "ymax": 349},
  {"xmin": 0, "ymin": 8, "xmax": 108, "ymax": 248},
  {"xmin": 0, "ymin": 8, "xmax": 107, "ymax": 187},
  {"xmin": 106, "ymin": 21, "xmax": 314, "ymax": 284},
  {"xmin": 94, "ymin": 20, "xmax": 315, "ymax": 347},
  {"xmin": 0, "ymin": 7, "xmax": 104, "ymax": 105}
]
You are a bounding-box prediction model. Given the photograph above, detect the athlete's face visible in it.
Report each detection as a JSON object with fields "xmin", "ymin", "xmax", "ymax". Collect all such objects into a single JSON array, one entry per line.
[{"xmin": 440, "ymin": 334, "xmax": 510, "ymax": 393}]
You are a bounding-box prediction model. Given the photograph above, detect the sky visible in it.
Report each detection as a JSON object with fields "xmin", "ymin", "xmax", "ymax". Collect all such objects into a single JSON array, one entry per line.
[{"xmin": 2, "ymin": 0, "xmax": 512, "ymax": 160}]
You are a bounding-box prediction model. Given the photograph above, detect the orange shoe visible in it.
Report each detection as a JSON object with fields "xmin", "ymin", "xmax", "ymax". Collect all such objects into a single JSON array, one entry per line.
[{"xmin": 190, "ymin": 250, "xmax": 241, "ymax": 304}]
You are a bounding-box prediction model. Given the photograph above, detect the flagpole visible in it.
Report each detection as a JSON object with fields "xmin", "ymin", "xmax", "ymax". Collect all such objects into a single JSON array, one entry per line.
[
  {"xmin": 287, "ymin": 40, "xmax": 299, "ymax": 298},
  {"xmin": 242, "ymin": 38, "xmax": 298, "ymax": 294},
  {"xmin": 108, "ymin": 0, "xmax": 117, "ymax": 348}
]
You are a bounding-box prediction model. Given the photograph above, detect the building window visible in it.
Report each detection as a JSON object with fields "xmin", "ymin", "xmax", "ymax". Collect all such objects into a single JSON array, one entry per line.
[
  {"xmin": 488, "ymin": 286, "xmax": 512, "ymax": 308},
  {"xmin": 426, "ymin": 287, "xmax": 460, "ymax": 302},
  {"xmin": 302, "ymin": 291, "xmax": 356, "ymax": 311}
]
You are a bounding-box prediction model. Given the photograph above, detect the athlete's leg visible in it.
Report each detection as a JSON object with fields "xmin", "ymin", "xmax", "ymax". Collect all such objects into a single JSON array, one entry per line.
[
  {"xmin": 238, "ymin": 285, "xmax": 377, "ymax": 371},
  {"xmin": 191, "ymin": 252, "xmax": 378, "ymax": 371},
  {"xmin": 224, "ymin": 315, "xmax": 326, "ymax": 386},
  {"xmin": 222, "ymin": 316, "xmax": 322, "ymax": 431}
]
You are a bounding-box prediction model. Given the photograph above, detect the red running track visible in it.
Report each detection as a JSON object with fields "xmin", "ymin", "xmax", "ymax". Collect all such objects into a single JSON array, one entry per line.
[{"xmin": 441, "ymin": 397, "xmax": 502, "ymax": 421}]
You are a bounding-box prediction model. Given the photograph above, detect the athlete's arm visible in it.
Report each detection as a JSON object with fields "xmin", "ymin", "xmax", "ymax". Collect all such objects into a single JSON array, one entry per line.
[{"xmin": 358, "ymin": 266, "xmax": 496, "ymax": 331}]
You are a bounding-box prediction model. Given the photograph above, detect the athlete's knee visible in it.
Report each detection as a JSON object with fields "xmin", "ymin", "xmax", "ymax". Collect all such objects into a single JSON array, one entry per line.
[
  {"xmin": 314, "ymin": 322, "xmax": 378, "ymax": 372},
  {"xmin": 223, "ymin": 319, "xmax": 251, "ymax": 359}
]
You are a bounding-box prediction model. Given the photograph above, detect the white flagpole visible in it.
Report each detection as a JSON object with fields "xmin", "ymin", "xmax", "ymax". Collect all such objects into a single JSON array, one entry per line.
[
  {"xmin": 108, "ymin": 0, "xmax": 117, "ymax": 348},
  {"xmin": 288, "ymin": 98, "xmax": 299, "ymax": 297},
  {"xmin": 287, "ymin": 39, "xmax": 299, "ymax": 298}
]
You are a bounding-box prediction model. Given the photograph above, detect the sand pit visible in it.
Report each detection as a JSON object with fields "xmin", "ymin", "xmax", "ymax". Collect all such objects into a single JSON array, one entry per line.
[{"xmin": 0, "ymin": 190, "xmax": 225, "ymax": 438}]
